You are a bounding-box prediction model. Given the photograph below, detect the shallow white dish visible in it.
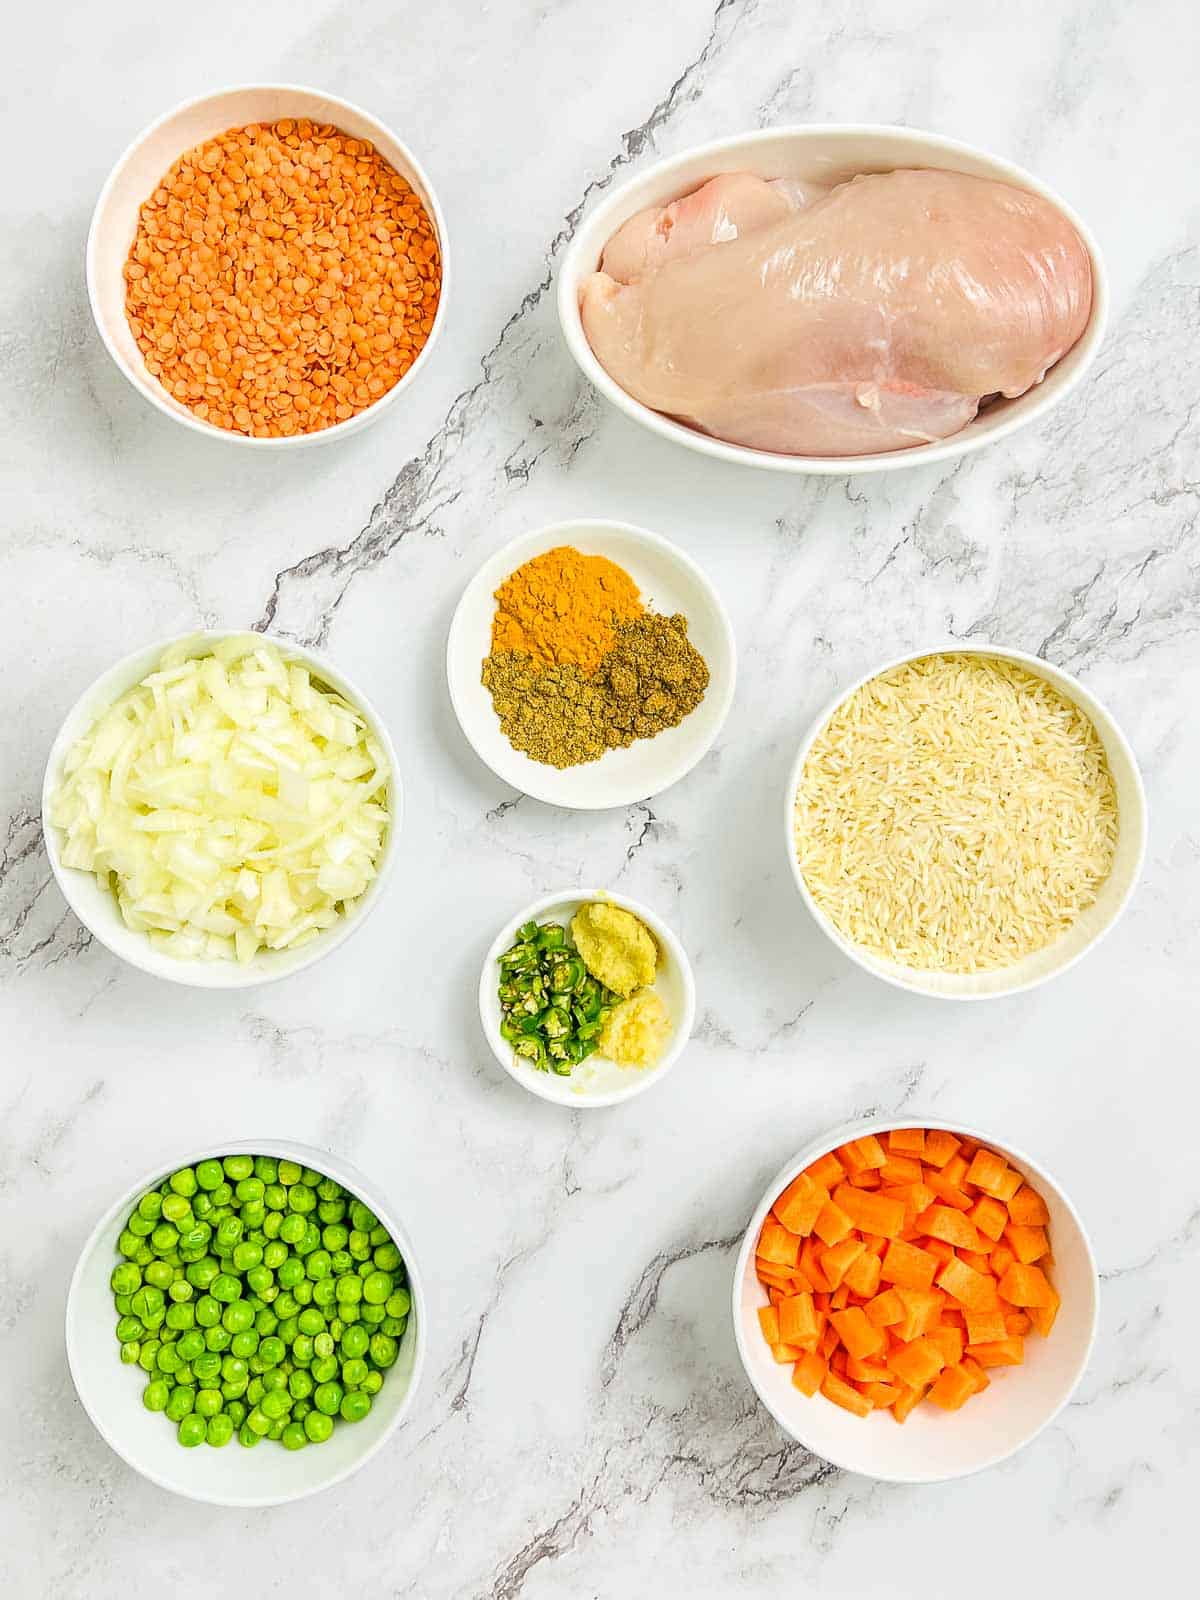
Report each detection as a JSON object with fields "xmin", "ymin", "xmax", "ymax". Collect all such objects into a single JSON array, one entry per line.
[
  {"xmin": 558, "ymin": 125, "xmax": 1107, "ymax": 475},
  {"xmin": 478, "ymin": 889, "xmax": 695, "ymax": 1107},
  {"xmin": 447, "ymin": 520, "xmax": 735, "ymax": 810},
  {"xmin": 42, "ymin": 629, "xmax": 401, "ymax": 989},
  {"xmin": 66, "ymin": 1138, "xmax": 425, "ymax": 1508},
  {"xmin": 87, "ymin": 83, "xmax": 449, "ymax": 449},
  {"xmin": 732, "ymin": 1116, "xmax": 1098, "ymax": 1483},
  {"xmin": 784, "ymin": 643, "xmax": 1146, "ymax": 999}
]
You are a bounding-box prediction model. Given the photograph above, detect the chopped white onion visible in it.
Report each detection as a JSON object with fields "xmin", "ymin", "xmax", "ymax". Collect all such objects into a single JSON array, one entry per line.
[{"xmin": 49, "ymin": 637, "xmax": 389, "ymax": 964}]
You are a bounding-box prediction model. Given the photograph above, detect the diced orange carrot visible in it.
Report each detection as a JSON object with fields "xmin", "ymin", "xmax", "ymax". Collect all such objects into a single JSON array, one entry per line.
[
  {"xmin": 771, "ymin": 1341, "xmax": 806, "ymax": 1363},
  {"xmin": 813, "ymin": 1199, "xmax": 854, "ymax": 1248},
  {"xmin": 888, "ymin": 1337, "xmax": 946, "ymax": 1389},
  {"xmin": 989, "ymin": 1244, "xmax": 1016, "ymax": 1280},
  {"xmin": 960, "ymin": 1355, "xmax": 990, "ymax": 1394},
  {"xmin": 1027, "ymin": 1284, "xmax": 1060, "ymax": 1338},
  {"xmin": 792, "ymin": 1350, "xmax": 827, "ymax": 1396},
  {"xmin": 943, "ymin": 1154, "xmax": 971, "ymax": 1189},
  {"xmin": 879, "ymin": 1154, "xmax": 924, "ymax": 1186},
  {"xmin": 963, "ymin": 1147, "xmax": 1012, "ymax": 1199},
  {"xmin": 845, "ymin": 1352, "xmax": 890, "ymax": 1383},
  {"xmin": 991, "ymin": 1167, "xmax": 1023, "ymax": 1203},
  {"xmin": 832, "ymin": 1183, "xmax": 906, "ymax": 1240},
  {"xmin": 966, "ymin": 1336, "xmax": 1024, "ymax": 1367},
  {"xmin": 821, "ymin": 1371, "xmax": 873, "ymax": 1417},
  {"xmin": 860, "ymin": 1233, "xmax": 889, "ymax": 1258},
  {"xmin": 757, "ymin": 1220, "xmax": 800, "ymax": 1267},
  {"xmin": 970, "ymin": 1195, "xmax": 1009, "ymax": 1241},
  {"xmin": 819, "ymin": 1236, "xmax": 865, "ymax": 1289},
  {"xmin": 837, "ymin": 1134, "xmax": 888, "ymax": 1175},
  {"xmin": 847, "ymin": 1170, "xmax": 882, "ymax": 1190},
  {"xmin": 964, "ymin": 1308, "xmax": 1007, "ymax": 1345},
  {"xmin": 778, "ymin": 1292, "xmax": 819, "ymax": 1346},
  {"xmin": 819, "ymin": 1322, "xmax": 840, "ymax": 1359},
  {"xmin": 774, "ymin": 1172, "xmax": 828, "ymax": 1236},
  {"xmin": 927, "ymin": 1363, "xmax": 976, "ymax": 1411},
  {"xmin": 865, "ymin": 1289, "xmax": 905, "ymax": 1328},
  {"xmin": 923, "ymin": 1169, "xmax": 973, "ymax": 1211},
  {"xmin": 893, "ymin": 1286, "xmax": 943, "ymax": 1341},
  {"xmin": 888, "ymin": 1127, "xmax": 926, "ymax": 1156},
  {"xmin": 830, "ymin": 1283, "xmax": 850, "ymax": 1311},
  {"xmin": 891, "ymin": 1382, "xmax": 928, "ymax": 1423},
  {"xmin": 928, "ymin": 1324, "xmax": 964, "ymax": 1368},
  {"xmin": 807, "ymin": 1151, "xmax": 846, "ymax": 1190},
  {"xmin": 865, "ymin": 1381, "xmax": 902, "ymax": 1408},
  {"xmin": 830, "ymin": 1306, "xmax": 885, "ymax": 1361},
  {"xmin": 917, "ymin": 1204, "xmax": 984, "ymax": 1251},
  {"xmin": 937, "ymin": 1256, "xmax": 1001, "ymax": 1312},
  {"xmin": 1007, "ymin": 1185, "xmax": 1050, "ymax": 1226},
  {"xmin": 1005, "ymin": 1311, "xmax": 1032, "ymax": 1336},
  {"xmin": 922, "ymin": 1237, "xmax": 956, "ymax": 1265},
  {"xmin": 880, "ymin": 1238, "xmax": 939, "ymax": 1292},
  {"xmin": 843, "ymin": 1249, "xmax": 882, "ymax": 1299},
  {"xmin": 957, "ymin": 1249, "xmax": 994, "ymax": 1275},
  {"xmin": 758, "ymin": 1305, "xmax": 781, "ymax": 1344},
  {"xmin": 800, "ymin": 1239, "xmax": 832, "ymax": 1294},
  {"xmin": 997, "ymin": 1263, "xmax": 1056, "ymax": 1308},
  {"xmin": 923, "ymin": 1129, "xmax": 962, "ymax": 1169},
  {"xmin": 1004, "ymin": 1224, "xmax": 1049, "ymax": 1264}
]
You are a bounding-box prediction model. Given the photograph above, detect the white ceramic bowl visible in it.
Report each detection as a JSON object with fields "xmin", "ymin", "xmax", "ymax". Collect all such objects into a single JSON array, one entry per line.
[
  {"xmin": 42, "ymin": 629, "xmax": 401, "ymax": 988},
  {"xmin": 478, "ymin": 889, "xmax": 696, "ymax": 1107},
  {"xmin": 66, "ymin": 1138, "xmax": 425, "ymax": 1508},
  {"xmin": 558, "ymin": 125, "xmax": 1107, "ymax": 475},
  {"xmin": 785, "ymin": 643, "xmax": 1146, "ymax": 999},
  {"xmin": 87, "ymin": 83, "xmax": 449, "ymax": 448},
  {"xmin": 447, "ymin": 520, "xmax": 735, "ymax": 809},
  {"xmin": 733, "ymin": 1116, "xmax": 1098, "ymax": 1483}
]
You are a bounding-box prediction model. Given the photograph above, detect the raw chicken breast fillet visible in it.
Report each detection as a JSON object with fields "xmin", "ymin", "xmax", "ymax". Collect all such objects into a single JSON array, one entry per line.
[{"xmin": 579, "ymin": 168, "xmax": 1093, "ymax": 457}]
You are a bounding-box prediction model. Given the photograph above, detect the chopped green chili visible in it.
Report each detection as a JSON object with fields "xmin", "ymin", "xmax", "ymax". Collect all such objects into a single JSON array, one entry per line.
[{"xmin": 497, "ymin": 919, "xmax": 619, "ymax": 1076}]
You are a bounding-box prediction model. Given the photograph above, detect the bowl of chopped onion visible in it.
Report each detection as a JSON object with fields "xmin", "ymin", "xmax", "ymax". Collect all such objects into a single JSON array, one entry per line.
[{"xmin": 42, "ymin": 631, "xmax": 400, "ymax": 987}]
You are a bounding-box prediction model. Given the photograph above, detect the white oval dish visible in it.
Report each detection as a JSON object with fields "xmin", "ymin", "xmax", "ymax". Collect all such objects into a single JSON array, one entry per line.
[
  {"xmin": 42, "ymin": 629, "xmax": 401, "ymax": 989},
  {"xmin": 558, "ymin": 125, "xmax": 1107, "ymax": 475},
  {"xmin": 784, "ymin": 643, "xmax": 1146, "ymax": 999},
  {"xmin": 87, "ymin": 83, "xmax": 449, "ymax": 449},
  {"xmin": 732, "ymin": 1116, "xmax": 1098, "ymax": 1483},
  {"xmin": 478, "ymin": 889, "xmax": 695, "ymax": 1107},
  {"xmin": 447, "ymin": 520, "xmax": 735, "ymax": 810},
  {"xmin": 66, "ymin": 1138, "xmax": 425, "ymax": 1508}
]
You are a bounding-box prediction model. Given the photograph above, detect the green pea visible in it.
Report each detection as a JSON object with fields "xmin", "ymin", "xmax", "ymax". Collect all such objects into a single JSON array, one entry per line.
[
  {"xmin": 316, "ymin": 1176, "xmax": 342, "ymax": 1201},
  {"xmin": 111, "ymin": 1262, "xmax": 142, "ymax": 1296},
  {"xmin": 222, "ymin": 1300, "xmax": 255, "ymax": 1335},
  {"xmin": 361, "ymin": 1370, "xmax": 383, "ymax": 1396},
  {"xmin": 360, "ymin": 1302, "xmax": 385, "ymax": 1326},
  {"xmin": 301, "ymin": 1167, "xmax": 322, "ymax": 1189},
  {"xmin": 336, "ymin": 1275, "xmax": 363, "ymax": 1306},
  {"xmin": 167, "ymin": 1279, "xmax": 193, "ymax": 1304},
  {"xmin": 312, "ymin": 1279, "xmax": 337, "ymax": 1309},
  {"xmin": 276, "ymin": 1256, "xmax": 304, "ymax": 1290},
  {"xmin": 341, "ymin": 1357, "xmax": 368, "ymax": 1389},
  {"xmin": 160, "ymin": 1193, "xmax": 192, "ymax": 1225},
  {"xmin": 206, "ymin": 1413, "xmax": 234, "ymax": 1447},
  {"xmin": 254, "ymin": 1308, "xmax": 278, "ymax": 1337},
  {"xmin": 178, "ymin": 1223, "xmax": 211, "ymax": 1254},
  {"xmin": 205, "ymin": 1325, "xmax": 231, "ymax": 1352},
  {"xmin": 386, "ymin": 1289, "xmax": 412, "ymax": 1319},
  {"xmin": 287, "ymin": 1184, "xmax": 316, "ymax": 1216},
  {"xmin": 280, "ymin": 1421, "xmax": 307, "ymax": 1451},
  {"xmin": 227, "ymin": 1399, "xmax": 247, "ymax": 1428},
  {"xmin": 258, "ymin": 1336, "xmax": 285, "ymax": 1369},
  {"xmin": 262, "ymin": 1368, "xmax": 288, "ymax": 1393},
  {"xmin": 164, "ymin": 1302, "xmax": 194, "ymax": 1331},
  {"xmin": 296, "ymin": 1308, "xmax": 324, "ymax": 1337},
  {"xmin": 381, "ymin": 1316, "xmax": 406, "ymax": 1337},
  {"xmin": 329, "ymin": 1249, "xmax": 352, "ymax": 1276},
  {"xmin": 223, "ymin": 1154, "xmax": 254, "ymax": 1181},
  {"xmin": 340, "ymin": 1303, "xmax": 361, "ymax": 1326},
  {"xmin": 245, "ymin": 1265, "xmax": 273, "ymax": 1297},
  {"xmin": 191, "ymin": 1352, "xmax": 221, "ymax": 1383},
  {"xmin": 195, "ymin": 1295, "xmax": 220, "ymax": 1329},
  {"xmin": 292, "ymin": 1334, "xmax": 315, "ymax": 1365},
  {"xmin": 349, "ymin": 1201, "xmax": 377, "ymax": 1232},
  {"xmin": 246, "ymin": 1377, "xmax": 265, "ymax": 1406},
  {"xmin": 193, "ymin": 1387, "xmax": 221, "ymax": 1419},
  {"xmin": 292, "ymin": 1279, "xmax": 314, "ymax": 1307},
  {"xmin": 165, "ymin": 1386, "xmax": 195, "ymax": 1422},
  {"xmin": 177, "ymin": 1413, "xmax": 206, "ymax": 1448},
  {"xmin": 137, "ymin": 1190, "xmax": 164, "ymax": 1222},
  {"xmin": 340, "ymin": 1323, "xmax": 369, "ymax": 1360},
  {"xmin": 219, "ymin": 1354, "xmax": 247, "ymax": 1384},
  {"xmin": 157, "ymin": 1344, "xmax": 181, "ymax": 1375},
  {"xmin": 254, "ymin": 1156, "xmax": 279, "ymax": 1184},
  {"xmin": 231, "ymin": 1329, "xmax": 259, "ymax": 1360},
  {"xmin": 120, "ymin": 1340, "xmax": 141, "ymax": 1365},
  {"xmin": 323, "ymin": 1224, "xmax": 349, "ymax": 1252},
  {"xmin": 169, "ymin": 1167, "xmax": 198, "ymax": 1199},
  {"xmin": 186, "ymin": 1256, "xmax": 220, "ymax": 1290},
  {"xmin": 209, "ymin": 1182, "xmax": 233, "ymax": 1207},
  {"xmin": 214, "ymin": 1217, "xmax": 243, "ymax": 1255},
  {"xmin": 260, "ymin": 1389, "xmax": 289, "ymax": 1421},
  {"xmin": 115, "ymin": 1315, "xmax": 144, "ymax": 1342},
  {"xmin": 264, "ymin": 1184, "xmax": 288, "ymax": 1212},
  {"xmin": 127, "ymin": 1212, "xmax": 154, "ymax": 1238},
  {"xmin": 144, "ymin": 1259, "xmax": 174, "ymax": 1291},
  {"xmin": 340, "ymin": 1390, "xmax": 371, "ymax": 1423},
  {"xmin": 373, "ymin": 1243, "xmax": 402, "ymax": 1273},
  {"xmin": 130, "ymin": 1284, "xmax": 165, "ymax": 1321},
  {"xmin": 151, "ymin": 1223, "xmax": 180, "ymax": 1253},
  {"xmin": 175, "ymin": 1329, "xmax": 204, "ymax": 1361},
  {"xmin": 311, "ymin": 1356, "xmax": 339, "ymax": 1385},
  {"xmin": 262, "ymin": 1211, "xmax": 283, "ymax": 1240},
  {"xmin": 328, "ymin": 1317, "xmax": 345, "ymax": 1342},
  {"xmin": 231, "ymin": 1240, "xmax": 262, "ymax": 1273},
  {"xmin": 263, "ymin": 1241, "xmax": 288, "ymax": 1270},
  {"xmin": 312, "ymin": 1331, "xmax": 334, "ymax": 1360},
  {"xmin": 292, "ymin": 1398, "xmax": 312, "ymax": 1421},
  {"xmin": 247, "ymin": 1406, "xmax": 271, "ymax": 1436},
  {"xmin": 139, "ymin": 1339, "xmax": 161, "ymax": 1372},
  {"xmin": 117, "ymin": 1229, "xmax": 141, "ymax": 1259},
  {"xmin": 276, "ymin": 1316, "xmax": 300, "ymax": 1345},
  {"xmin": 304, "ymin": 1410, "xmax": 334, "ymax": 1443},
  {"xmin": 143, "ymin": 1378, "xmax": 170, "ymax": 1411},
  {"xmin": 348, "ymin": 1231, "xmax": 371, "ymax": 1261},
  {"xmin": 238, "ymin": 1422, "xmax": 261, "ymax": 1448},
  {"xmin": 210, "ymin": 1273, "xmax": 240, "ymax": 1303},
  {"xmin": 221, "ymin": 1376, "xmax": 248, "ymax": 1401},
  {"xmin": 362, "ymin": 1271, "xmax": 392, "ymax": 1305},
  {"xmin": 369, "ymin": 1333, "xmax": 398, "ymax": 1368},
  {"xmin": 192, "ymin": 1193, "xmax": 213, "ymax": 1220},
  {"xmin": 318, "ymin": 1199, "xmax": 346, "ymax": 1225},
  {"xmin": 279, "ymin": 1215, "xmax": 305, "ymax": 1246},
  {"xmin": 287, "ymin": 1368, "xmax": 313, "ymax": 1400},
  {"xmin": 278, "ymin": 1160, "xmax": 302, "ymax": 1186}
]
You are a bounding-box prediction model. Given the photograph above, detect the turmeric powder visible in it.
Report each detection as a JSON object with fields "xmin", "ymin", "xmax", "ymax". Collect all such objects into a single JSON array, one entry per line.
[{"xmin": 490, "ymin": 546, "xmax": 643, "ymax": 675}]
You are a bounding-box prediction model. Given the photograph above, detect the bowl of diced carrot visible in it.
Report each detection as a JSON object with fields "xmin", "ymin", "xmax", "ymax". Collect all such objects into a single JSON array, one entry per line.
[{"xmin": 732, "ymin": 1119, "xmax": 1098, "ymax": 1482}]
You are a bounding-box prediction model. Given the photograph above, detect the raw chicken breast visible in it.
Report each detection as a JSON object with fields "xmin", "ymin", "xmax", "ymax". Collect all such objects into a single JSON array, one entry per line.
[{"xmin": 579, "ymin": 168, "xmax": 1093, "ymax": 457}]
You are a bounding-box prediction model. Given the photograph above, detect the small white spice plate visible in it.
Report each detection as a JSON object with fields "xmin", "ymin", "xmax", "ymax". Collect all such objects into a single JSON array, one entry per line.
[
  {"xmin": 784, "ymin": 643, "xmax": 1147, "ymax": 999},
  {"xmin": 446, "ymin": 520, "xmax": 735, "ymax": 809},
  {"xmin": 478, "ymin": 889, "xmax": 695, "ymax": 1107}
]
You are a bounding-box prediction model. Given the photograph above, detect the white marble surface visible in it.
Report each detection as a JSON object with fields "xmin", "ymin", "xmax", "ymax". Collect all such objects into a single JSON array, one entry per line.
[{"xmin": 2, "ymin": 0, "xmax": 1197, "ymax": 1593}]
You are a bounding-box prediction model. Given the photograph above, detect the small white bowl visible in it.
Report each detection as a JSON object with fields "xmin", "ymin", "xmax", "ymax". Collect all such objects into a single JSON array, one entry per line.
[
  {"xmin": 447, "ymin": 520, "xmax": 735, "ymax": 810},
  {"xmin": 66, "ymin": 1138, "xmax": 425, "ymax": 1508},
  {"xmin": 42, "ymin": 629, "xmax": 401, "ymax": 989},
  {"xmin": 478, "ymin": 889, "xmax": 696, "ymax": 1107},
  {"xmin": 784, "ymin": 643, "xmax": 1146, "ymax": 999},
  {"xmin": 732, "ymin": 1117, "xmax": 1098, "ymax": 1483},
  {"xmin": 87, "ymin": 83, "xmax": 449, "ymax": 448},
  {"xmin": 558, "ymin": 125, "xmax": 1107, "ymax": 475}
]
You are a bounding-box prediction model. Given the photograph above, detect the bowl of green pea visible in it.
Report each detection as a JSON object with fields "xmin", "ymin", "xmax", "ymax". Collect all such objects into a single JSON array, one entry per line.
[{"xmin": 65, "ymin": 1140, "xmax": 425, "ymax": 1507}]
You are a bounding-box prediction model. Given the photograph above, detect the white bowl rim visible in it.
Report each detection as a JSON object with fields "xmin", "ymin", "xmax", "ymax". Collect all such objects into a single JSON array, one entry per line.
[
  {"xmin": 446, "ymin": 517, "xmax": 737, "ymax": 811},
  {"xmin": 557, "ymin": 122, "xmax": 1109, "ymax": 475},
  {"xmin": 783, "ymin": 639, "xmax": 1148, "ymax": 1000},
  {"xmin": 41, "ymin": 627, "xmax": 402, "ymax": 989},
  {"xmin": 731, "ymin": 1113, "xmax": 1100, "ymax": 1483},
  {"xmin": 65, "ymin": 1135, "xmax": 427, "ymax": 1508},
  {"xmin": 85, "ymin": 81, "xmax": 450, "ymax": 450},
  {"xmin": 477, "ymin": 887, "xmax": 697, "ymax": 1107}
]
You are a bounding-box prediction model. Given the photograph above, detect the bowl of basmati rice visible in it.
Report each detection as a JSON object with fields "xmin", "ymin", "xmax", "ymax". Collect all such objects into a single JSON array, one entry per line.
[{"xmin": 785, "ymin": 645, "xmax": 1146, "ymax": 999}]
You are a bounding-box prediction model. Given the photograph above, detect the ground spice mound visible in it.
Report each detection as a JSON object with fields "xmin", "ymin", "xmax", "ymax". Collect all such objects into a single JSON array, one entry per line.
[
  {"xmin": 123, "ymin": 119, "xmax": 442, "ymax": 438},
  {"xmin": 482, "ymin": 613, "xmax": 710, "ymax": 768},
  {"xmin": 490, "ymin": 547, "xmax": 643, "ymax": 674}
]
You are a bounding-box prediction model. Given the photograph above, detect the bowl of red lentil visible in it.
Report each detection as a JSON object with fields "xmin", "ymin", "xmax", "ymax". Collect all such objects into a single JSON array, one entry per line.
[{"xmin": 86, "ymin": 84, "xmax": 448, "ymax": 446}]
